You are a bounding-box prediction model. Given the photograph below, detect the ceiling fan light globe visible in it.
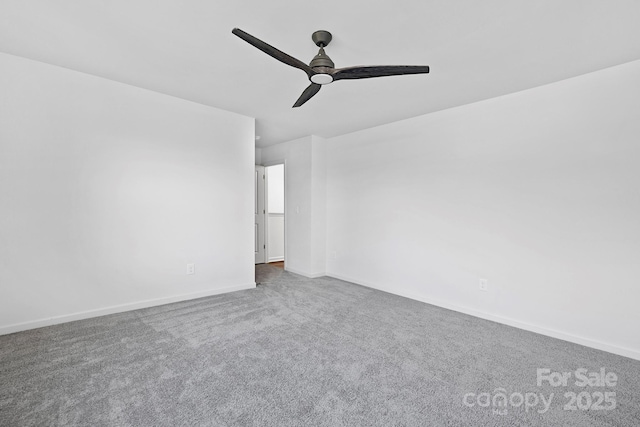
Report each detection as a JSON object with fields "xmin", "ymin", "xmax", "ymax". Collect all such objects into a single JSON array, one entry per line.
[{"xmin": 310, "ymin": 74, "xmax": 333, "ymax": 85}]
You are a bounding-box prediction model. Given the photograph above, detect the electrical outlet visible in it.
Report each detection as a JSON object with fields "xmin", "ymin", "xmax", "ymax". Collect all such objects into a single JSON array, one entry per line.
[
  {"xmin": 479, "ymin": 278, "xmax": 488, "ymax": 292},
  {"xmin": 187, "ymin": 263, "xmax": 195, "ymax": 275}
]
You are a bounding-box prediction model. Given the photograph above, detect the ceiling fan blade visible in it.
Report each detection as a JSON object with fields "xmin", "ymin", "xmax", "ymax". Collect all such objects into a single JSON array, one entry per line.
[
  {"xmin": 232, "ymin": 28, "xmax": 314, "ymax": 77},
  {"xmin": 332, "ymin": 65, "xmax": 430, "ymax": 81},
  {"xmin": 293, "ymin": 83, "xmax": 321, "ymax": 108}
]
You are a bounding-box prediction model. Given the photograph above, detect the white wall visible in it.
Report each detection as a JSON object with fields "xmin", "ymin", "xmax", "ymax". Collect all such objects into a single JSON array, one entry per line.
[
  {"xmin": 261, "ymin": 135, "xmax": 326, "ymax": 277},
  {"xmin": 310, "ymin": 137, "xmax": 327, "ymax": 275},
  {"xmin": 0, "ymin": 53, "xmax": 255, "ymax": 333},
  {"xmin": 325, "ymin": 60, "xmax": 640, "ymax": 360}
]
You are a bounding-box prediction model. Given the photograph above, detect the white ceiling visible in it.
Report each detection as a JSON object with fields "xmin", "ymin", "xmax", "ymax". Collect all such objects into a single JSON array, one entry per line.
[{"xmin": 1, "ymin": 1, "xmax": 640, "ymax": 147}]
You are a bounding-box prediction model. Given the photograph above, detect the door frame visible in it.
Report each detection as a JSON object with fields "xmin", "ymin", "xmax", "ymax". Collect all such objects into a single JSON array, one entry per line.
[{"xmin": 254, "ymin": 165, "xmax": 266, "ymax": 264}]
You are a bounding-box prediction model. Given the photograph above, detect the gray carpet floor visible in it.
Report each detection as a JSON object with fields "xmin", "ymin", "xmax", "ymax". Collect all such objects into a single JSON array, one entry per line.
[{"xmin": 1, "ymin": 264, "xmax": 639, "ymax": 426}]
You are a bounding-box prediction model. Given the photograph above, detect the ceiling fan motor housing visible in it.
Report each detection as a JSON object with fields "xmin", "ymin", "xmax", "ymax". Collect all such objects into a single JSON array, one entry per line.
[{"xmin": 310, "ymin": 47, "xmax": 334, "ymax": 69}]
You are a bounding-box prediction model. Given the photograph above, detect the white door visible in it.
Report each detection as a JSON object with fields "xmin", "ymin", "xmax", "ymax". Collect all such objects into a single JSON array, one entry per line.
[
  {"xmin": 255, "ymin": 165, "xmax": 266, "ymax": 264},
  {"xmin": 266, "ymin": 164, "xmax": 285, "ymax": 263}
]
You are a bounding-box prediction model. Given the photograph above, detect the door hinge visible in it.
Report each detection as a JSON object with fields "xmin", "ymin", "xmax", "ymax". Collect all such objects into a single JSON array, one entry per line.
[
  {"xmin": 264, "ymin": 245, "xmax": 266, "ymax": 249},
  {"xmin": 263, "ymin": 209, "xmax": 265, "ymax": 214},
  {"xmin": 263, "ymin": 174, "xmax": 265, "ymax": 179}
]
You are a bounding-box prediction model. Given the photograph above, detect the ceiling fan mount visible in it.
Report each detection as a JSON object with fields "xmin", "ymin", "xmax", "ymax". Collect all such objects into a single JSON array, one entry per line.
[
  {"xmin": 232, "ymin": 28, "xmax": 430, "ymax": 107},
  {"xmin": 311, "ymin": 30, "xmax": 332, "ymax": 48}
]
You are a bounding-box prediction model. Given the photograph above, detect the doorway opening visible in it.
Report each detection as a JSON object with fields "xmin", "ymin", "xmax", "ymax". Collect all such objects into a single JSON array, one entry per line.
[{"xmin": 255, "ymin": 163, "xmax": 285, "ymax": 270}]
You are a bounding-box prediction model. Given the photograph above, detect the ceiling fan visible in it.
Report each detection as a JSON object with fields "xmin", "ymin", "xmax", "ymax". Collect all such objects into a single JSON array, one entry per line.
[{"xmin": 232, "ymin": 28, "xmax": 430, "ymax": 108}]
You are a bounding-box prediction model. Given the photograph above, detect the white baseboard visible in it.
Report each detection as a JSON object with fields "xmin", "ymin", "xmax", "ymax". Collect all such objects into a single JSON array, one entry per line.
[
  {"xmin": 267, "ymin": 257, "xmax": 284, "ymax": 263},
  {"xmin": 327, "ymin": 272, "xmax": 640, "ymax": 362},
  {"xmin": 285, "ymin": 266, "xmax": 325, "ymax": 279},
  {"xmin": 0, "ymin": 283, "xmax": 256, "ymax": 336}
]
